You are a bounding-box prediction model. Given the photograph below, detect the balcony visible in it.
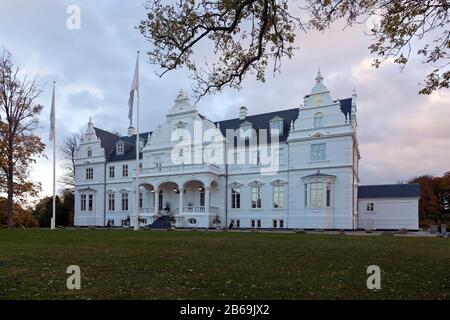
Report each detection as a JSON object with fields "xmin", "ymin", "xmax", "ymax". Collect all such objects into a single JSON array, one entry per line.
[{"xmin": 139, "ymin": 163, "xmax": 221, "ymax": 176}]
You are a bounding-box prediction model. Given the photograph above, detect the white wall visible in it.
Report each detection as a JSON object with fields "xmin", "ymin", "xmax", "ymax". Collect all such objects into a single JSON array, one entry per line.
[{"xmin": 357, "ymin": 198, "xmax": 419, "ymax": 230}]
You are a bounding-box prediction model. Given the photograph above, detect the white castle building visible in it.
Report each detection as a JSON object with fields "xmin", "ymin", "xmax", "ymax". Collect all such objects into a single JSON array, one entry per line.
[{"xmin": 74, "ymin": 72, "xmax": 419, "ymax": 230}]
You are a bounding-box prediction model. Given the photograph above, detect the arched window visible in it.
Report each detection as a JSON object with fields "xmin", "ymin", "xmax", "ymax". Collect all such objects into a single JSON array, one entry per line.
[
  {"xmin": 87, "ymin": 147, "xmax": 92, "ymax": 157},
  {"xmin": 314, "ymin": 112, "xmax": 323, "ymax": 128}
]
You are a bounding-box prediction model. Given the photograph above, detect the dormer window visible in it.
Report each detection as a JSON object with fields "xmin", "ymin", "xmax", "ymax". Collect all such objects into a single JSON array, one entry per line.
[
  {"xmin": 239, "ymin": 121, "xmax": 253, "ymax": 137},
  {"xmin": 87, "ymin": 147, "xmax": 92, "ymax": 157},
  {"xmin": 314, "ymin": 112, "xmax": 323, "ymax": 128},
  {"xmin": 117, "ymin": 142, "xmax": 124, "ymax": 155},
  {"xmin": 270, "ymin": 118, "xmax": 284, "ymax": 135}
]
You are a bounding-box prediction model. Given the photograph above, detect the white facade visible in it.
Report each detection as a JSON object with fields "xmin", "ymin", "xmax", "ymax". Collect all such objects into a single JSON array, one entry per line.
[{"xmin": 73, "ymin": 72, "xmax": 418, "ymax": 230}]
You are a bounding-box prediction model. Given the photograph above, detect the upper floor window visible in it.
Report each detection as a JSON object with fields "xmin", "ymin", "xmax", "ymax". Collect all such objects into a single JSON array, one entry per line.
[
  {"xmin": 109, "ymin": 166, "xmax": 115, "ymax": 178},
  {"xmin": 314, "ymin": 112, "xmax": 323, "ymax": 128},
  {"xmin": 117, "ymin": 142, "xmax": 124, "ymax": 155},
  {"xmin": 310, "ymin": 143, "xmax": 326, "ymax": 161},
  {"xmin": 270, "ymin": 119, "xmax": 284, "ymax": 135},
  {"xmin": 122, "ymin": 164, "xmax": 128, "ymax": 177},
  {"xmin": 87, "ymin": 147, "xmax": 92, "ymax": 157},
  {"xmin": 85, "ymin": 168, "xmax": 93, "ymax": 180},
  {"xmin": 231, "ymin": 187, "xmax": 241, "ymax": 209}
]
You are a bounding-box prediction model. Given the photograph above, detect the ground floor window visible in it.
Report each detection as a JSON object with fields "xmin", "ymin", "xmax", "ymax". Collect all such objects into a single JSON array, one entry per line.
[
  {"xmin": 366, "ymin": 202, "xmax": 375, "ymax": 212},
  {"xmin": 122, "ymin": 193, "xmax": 129, "ymax": 211},
  {"xmin": 251, "ymin": 186, "xmax": 262, "ymax": 208},
  {"xmin": 251, "ymin": 219, "xmax": 261, "ymax": 228},
  {"xmin": 230, "ymin": 219, "xmax": 240, "ymax": 228},
  {"xmin": 80, "ymin": 194, "xmax": 86, "ymax": 211},
  {"xmin": 273, "ymin": 219, "xmax": 284, "ymax": 228},
  {"xmin": 108, "ymin": 193, "xmax": 115, "ymax": 211},
  {"xmin": 231, "ymin": 187, "xmax": 240, "ymax": 209},
  {"xmin": 273, "ymin": 185, "xmax": 284, "ymax": 208},
  {"xmin": 158, "ymin": 190, "xmax": 163, "ymax": 211}
]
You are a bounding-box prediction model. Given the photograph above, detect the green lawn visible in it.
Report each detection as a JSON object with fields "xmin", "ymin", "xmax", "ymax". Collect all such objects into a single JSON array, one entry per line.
[{"xmin": 0, "ymin": 229, "xmax": 448, "ymax": 300}]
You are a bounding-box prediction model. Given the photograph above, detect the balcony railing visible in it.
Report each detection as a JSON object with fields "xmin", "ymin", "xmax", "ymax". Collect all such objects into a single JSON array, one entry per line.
[{"xmin": 139, "ymin": 163, "xmax": 221, "ymax": 176}]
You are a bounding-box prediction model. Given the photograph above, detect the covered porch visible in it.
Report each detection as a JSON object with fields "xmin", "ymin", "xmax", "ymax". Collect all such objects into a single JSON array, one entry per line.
[{"xmin": 136, "ymin": 179, "xmax": 220, "ymax": 228}]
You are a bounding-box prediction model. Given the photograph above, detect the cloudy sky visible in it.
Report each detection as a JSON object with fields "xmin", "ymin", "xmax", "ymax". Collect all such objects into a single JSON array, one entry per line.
[{"xmin": 0, "ymin": 0, "xmax": 449, "ymax": 199}]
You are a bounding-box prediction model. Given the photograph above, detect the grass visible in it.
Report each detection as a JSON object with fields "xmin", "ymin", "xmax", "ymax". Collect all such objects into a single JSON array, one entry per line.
[{"xmin": 0, "ymin": 229, "xmax": 448, "ymax": 300}]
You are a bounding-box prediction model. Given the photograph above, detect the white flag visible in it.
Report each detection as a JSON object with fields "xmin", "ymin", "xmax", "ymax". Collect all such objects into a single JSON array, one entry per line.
[
  {"xmin": 49, "ymin": 83, "xmax": 55, "ymax": 142},
  {"xmin": 128, "ymin": 54, "xmax": 139, "ymax": 125}
]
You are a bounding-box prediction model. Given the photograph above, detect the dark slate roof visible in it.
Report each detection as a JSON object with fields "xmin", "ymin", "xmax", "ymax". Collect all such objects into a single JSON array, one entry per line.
[
  {"xmin": 358, "ymin": 184, "xmax": 420, "ymax": 199},
  {"xmin": 94, "ymin": 127, "xmax": 151, "ymax": 162},
  {"xmin": 339, "ymin": 98, "xmax": 352, "ymax": 120},
  {"xmin": 215, "ymin": 108, "xmax": 300, "ymax": 143},
  {"xmin": 94, "ymin": 98, "xmax": 351, "ymax": 161}
]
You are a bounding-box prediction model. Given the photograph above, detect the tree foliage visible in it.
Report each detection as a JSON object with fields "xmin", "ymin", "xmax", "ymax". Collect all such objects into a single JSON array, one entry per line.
[
  {"xmin": 32, "ymin": 189, "xmax": 74, "ymax": 228},
  {"xmin": 0, "ymin": 49, "xmax": 45, "ymax": 228},
  {"xmin": 0, "ymin": 197, "xmax": 38, "ymax": 228},
  {"xmin": 409, "ymin": 171, "xmax": 450, "ymax": 227},
  {"xmin": 140, "ymin": 0, "xmax": 449, "ymax": 99}
]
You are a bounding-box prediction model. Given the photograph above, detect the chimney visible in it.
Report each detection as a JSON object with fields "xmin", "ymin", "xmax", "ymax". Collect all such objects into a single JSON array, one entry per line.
[
  {"xmin": 128, "ymin": 126, "xmax": 137, "ymax": 137},
  {"xmin": 239, "ymin": 106, "xmax": 247, "ymax": 120}
]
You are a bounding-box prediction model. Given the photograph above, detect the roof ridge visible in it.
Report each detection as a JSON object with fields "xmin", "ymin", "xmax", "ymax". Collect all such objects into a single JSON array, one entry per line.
[{"xmin": 216, "ymin": 107, "xmax": 299, "ymax": 123}]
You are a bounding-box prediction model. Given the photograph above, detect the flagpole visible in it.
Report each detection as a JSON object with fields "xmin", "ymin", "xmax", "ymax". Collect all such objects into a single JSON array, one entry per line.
[
  {"xmin": 51, "ymin": 81, "xmax": 56, "ymax": 230},
  {"xmin": 134, "ymin": 51, "xmax": 140, "ymax": 231}
]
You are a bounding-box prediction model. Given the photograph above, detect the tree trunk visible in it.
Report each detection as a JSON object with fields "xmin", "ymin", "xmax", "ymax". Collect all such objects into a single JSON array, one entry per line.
[{"xmin": 7, "ymin": 168, "xmax": 13, "ymax": 229}]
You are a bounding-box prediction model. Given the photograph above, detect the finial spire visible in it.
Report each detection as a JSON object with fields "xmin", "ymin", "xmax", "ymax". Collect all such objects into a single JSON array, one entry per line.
[
  {"xmin": 88, "ymin": 116, "xmax": 93, "ymax": 127},
  {"xmin": 315, "ymin": 68, "xmax": 323, "ymax": 85}
]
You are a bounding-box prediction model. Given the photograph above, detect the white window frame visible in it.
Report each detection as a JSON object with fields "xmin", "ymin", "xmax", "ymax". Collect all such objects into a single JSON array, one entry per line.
[
  {"xmin": 270, "ymin": 119, "xmax": 284, "ymax": 135},
  {"xmin": 273, "ymin": 184, "xmax": 285, "ymax": 209},
  {"xmin": 121, "ymin": 192, "xmax": 129, "ymax": 211},
  {"xmin": 85, "ymin": 167, "xmax": 93, "ymax": 180},
  {"xmin": 251, "ymin": 185, "xmax": 262, "ymax": 209},
  {"xmin": 231, "ymin": 186, "xmax": 241, "ymax": 209},
  {"xmin": 87, "ymin": 147, "xmax": 92, "ymax": 158},
  {"xmin": 117, "ymin": 143, "xmax": 124, "ymax": 155},
  {"xmin": 122, "ymin": 164, "xmax": 128, "ymax": 177},
  {"xmin": 314, "ymin": 112, "xmax": 323, "ymax": 128},
  {"xmin": 108, "ymin": 193, "xmax": 115, "ymax": 211},
  {"xmin": 109, "ymin": 166, "xmax": 115, "ymax": 178},
  {"xmin": 310, "ymin": 143, "xmax": 326, "ymax": 161}
]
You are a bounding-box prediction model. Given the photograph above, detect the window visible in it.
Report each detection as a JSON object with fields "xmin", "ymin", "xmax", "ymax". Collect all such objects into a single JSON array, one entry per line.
[
  {"xmin": 304, "ymin": 184, "xmax": 308, "ymax": 208},
  {"xmin": 85, "ymin": 168, "xmax": 93, "ymax": 180},
  {"xmin": 251, "ymin": 186, "xmax": 262, "ymax": 208},
  {"xmin": 109, "ymin": 166, "xmax": 115, "ymax": 178},
  {"xmin": 121, "ymin": 193, "xmax": 129, "ymax": 211},
  {"xmin": 273, "ymin": 219, "xmax": 278, "ymax": 228},
  {"xmin": 310, "ymin": 182, "xmax": 324, "ymax": 208},
  {"xmin": 251, "ymin": 219, "xmax": 255, "ymax": 228},
  {"xmin": 179, "ymin": 148, "xmax": 183, "ymax": 157},
  {"xmin": 87, "ymin": 147, "xmax": 92, "ymax": 157},
  {"xmin": 310, "ymin": 143, "xmax": 326, "ymax": 161},
  {"xmin": 199, "ymin": 187, "xmax": 205, "ymax": 207},
  {"xmin": 88, "ymin": 194, "xmax": 93, "ymax": 211},
  {"xmin": 270, "ymin": 119, "xmax": 283, "ymax": 135},
  {"xmin": 108, "ymin": 193, "xmax": 115, "ymax": 211},
  {"xmin": 273, "ymin": 185, "xmax": 284, "ymax": 208},
  {"xmin": 366, "ymin": 202, "xmax": 375, "ymax": 212},
  {"xmin": 326, "ymin": 183, "xmax": 331, "ymax": 207},
  {"xmin": 231, "ymin": 219, "xmax": 240, "ymax": 228},
  {"xmin": 80, "ymin": 194, "xmax": 86, "ymax": 211},
  {"xmin": 279, "ymin": 219, "xmax": 284, "ymax": 228},
  {"xmin": 314, "ymin": 112, "xmax": 323, "ymax": 128},
  {"xmin": 139, "ymin": 192, "xmax": 143, "ymax": 209},
  {"xmin": 158, "ymin": 190, "xmax": 163, "ymax": 211},
  {"xmin": 231, "ymin": 187, "xmax": 240, "ymax": 209},
  {"xmin": 117, "ymin": 143, "xmax": 124, "ymax": 155},
  {"xmin": 257, "ymin": 220, "xmax": 261, "ymax": 228},
  {"xmin": 122, "ymin": 165, "xmax": 128, "ymax": 177}
]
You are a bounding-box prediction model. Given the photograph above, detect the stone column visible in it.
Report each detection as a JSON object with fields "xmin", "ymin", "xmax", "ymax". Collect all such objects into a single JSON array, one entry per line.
[
  {"xmin": 154, "ymin": 187, "xmax": 159, "ymax": 216},
  {"xmin": 205, "ymin": 186, "xmax": 210, "ymax": 216},
  {"xmin": 179, "ymin": 186, "xmax": 184, "ymax": 215}
]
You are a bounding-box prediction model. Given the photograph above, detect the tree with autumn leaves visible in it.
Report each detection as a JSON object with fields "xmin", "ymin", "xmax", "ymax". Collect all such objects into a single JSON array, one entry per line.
[
  {"xmin": 409, "ymin": 172, "xmax": 450, "ymax": 228},
  {"xmin": 0, "ymin": 50, "xmax": 45, "ymax": 229}
]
